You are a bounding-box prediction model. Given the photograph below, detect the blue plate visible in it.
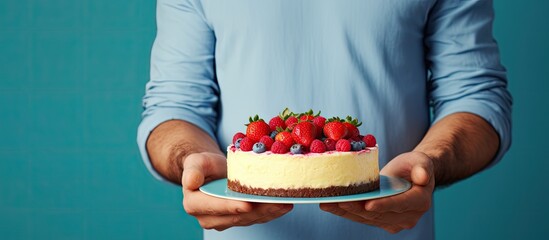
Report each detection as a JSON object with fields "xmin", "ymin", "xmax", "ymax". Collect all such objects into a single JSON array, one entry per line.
[{"xmin": 199, "ymin": 175, "xmax": 411, "ymax": 204}]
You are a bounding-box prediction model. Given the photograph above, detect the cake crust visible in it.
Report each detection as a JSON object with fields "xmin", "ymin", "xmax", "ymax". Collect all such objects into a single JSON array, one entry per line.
[{"xmin": 228, "ymin": 178, "xmax": 380, "ymax": 198}]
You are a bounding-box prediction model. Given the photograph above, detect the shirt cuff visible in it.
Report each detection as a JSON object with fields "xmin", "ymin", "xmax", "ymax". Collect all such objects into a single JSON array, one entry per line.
[{"xmin": 432, "ymin": 99, "xmax": 512, "ymax": 170}]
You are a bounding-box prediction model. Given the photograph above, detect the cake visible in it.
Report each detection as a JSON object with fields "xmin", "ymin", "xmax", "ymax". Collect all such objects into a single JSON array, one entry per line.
[{"xmin": 227, "ymin": 109, "xmax": 380, "ymax": 197}]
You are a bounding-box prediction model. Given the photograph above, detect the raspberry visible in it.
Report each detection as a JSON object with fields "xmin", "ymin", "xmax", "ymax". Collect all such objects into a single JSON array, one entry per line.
[
  {"xmin": 363, "ymin": 134, "xmax": 377, "ymax": 147},
  {"xmin": 336, "ymin": 139, "xmax": 351, "ymax": 152},
  {"xmin": 310, "ymin": 139, "xmax": 326, "ymax": 153},
  {"xmin": 259, "ymin": 135, "xmax": 274, "ymax": 150},
  {"xmin": 239, "ymin": 137, "xmax": 255, "ymax": 152},
  {"xmin": 324, "ymin": 138, "xmax": 336, "ymax": 151},
  {"xmin": 232, "ymin": 132, "xmax": 246, "ymax": 144},
  {"xmin": 271, "ymin": 141, "xmax": 289, "ymax": 154}
]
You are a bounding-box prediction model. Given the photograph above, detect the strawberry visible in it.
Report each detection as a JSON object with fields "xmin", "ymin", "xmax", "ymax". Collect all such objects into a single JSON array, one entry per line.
[
  {"xmin": 246, "ymin": 115, "xmax": 271, "ymax": 142},
  {"xmin": 312, "ymin": 116, "xmax": 326, "ymax": 131},
  {"xmin": 268, "ymin": 116, "xmax": 286, "ymax": 132},
  {"xmin": 349, "ymin": 135, "xmax": 362, "ymax": 141},
  {"xmin": 336, "ymin": 139, "xmax": 351, "ymax": 152},
  {"xmin": 300, "ymin": 115, "xmax": 314, "ymax": 122},
  {"xmin": 299, "ymin": 109, "xmax": 319, "ymax": 122},
  {"xmin": 285, "ymin": 116, "xmax": 298, "ymax": 130},
  {"xmin": 363, "ymin": 134, "xmax": 377, "ymax": 147},
  {"xmin": 343, "ymin": 122, "xmax": 359, "ymax": 139},
  {"xmin": 323, "ymin": 120, "xmax": 348, "ymax": 140},
  {"xmin": 343, "ymin": 116, "xmax": 362, "ymax": 140},
  {"xmin": 324, "ymin": 138, "xmax": 337, "ymax": 151},
  {"xmin": 232, "ymin": 132, "xmax": 246, "ymax": 144},
  {"xmin": 310, "ymin": 139, "xmax": 326, "ymax": 153},
  {"xmin": 291, "ymin": 121, "xmax": 317, "ymax": 147},
  {"xmin": 239, "ymin": 137, "xmax": 255, "ymax": 151},
  {"xmin": 271, "ymin": 141, "xmax": 289, "ymax": 154},
  {"xmin": 313, "ymin": 116, "xmax": 326, "ymax": 138},
  {"xmin": 275, "ymin": 131, "xmax": 295, "ymax": 148},
  {"xmin": 259, "ymin": 135, "xmax": 274, "ymax": 150}
]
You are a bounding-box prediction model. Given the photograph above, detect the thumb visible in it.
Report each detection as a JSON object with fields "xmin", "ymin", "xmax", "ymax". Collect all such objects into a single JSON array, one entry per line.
[
  {"xmin": 411, "ymin": 164, "xmax": 432, "ymax": 187},
  {"xmin": 182, "ymin": 153, "xmax": 227, "ymax": 191},
  {"xmin": 182, "ymin": 166, "xmax": 204, "ymax": 191}
]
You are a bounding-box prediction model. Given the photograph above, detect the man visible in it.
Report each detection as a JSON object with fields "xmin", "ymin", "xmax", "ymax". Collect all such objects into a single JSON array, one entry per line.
[{"xmin": 138, "ymin": 0, "xmax": 512, "ymax": 239}]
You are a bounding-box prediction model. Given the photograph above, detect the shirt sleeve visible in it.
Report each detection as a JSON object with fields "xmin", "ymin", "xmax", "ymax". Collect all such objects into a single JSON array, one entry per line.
[
  {"xmin": 425, "ymin": 0, "xmax": 513, "ymax": 168},
  {"xmin": 137, "ymin": 0, "xmax": 218, "ymax": 181}
]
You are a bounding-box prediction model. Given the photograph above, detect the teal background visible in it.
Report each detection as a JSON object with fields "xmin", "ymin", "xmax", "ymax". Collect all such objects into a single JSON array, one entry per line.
[{"xmin": 0, "ymin": 0, "xmax": 547, "ymax": 239}]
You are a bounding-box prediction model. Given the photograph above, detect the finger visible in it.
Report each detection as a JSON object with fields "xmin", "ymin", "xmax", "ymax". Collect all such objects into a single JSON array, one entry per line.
[
  {"xmin": 379, "ymin": 154, "xmax": 413, "ymax": 179},
  {"xmin": 383, "ymin": 225, "xmax": 404, "ymax": 234},
  {"xmin": 242, "ymin": 204, "xmax": 294, "ymax": 225},
  {"xmin": 380, "ymin": 151, "xmax": 434, "ymax": 184},
  {"xmin": 196, "ymin": 204, "xmax": 293, "ymax": 231},
  {"xmin": 183, "ymin": 190, "xmax": 253, "ymax": 216},
  {"xmin": 320, "ymin": 203, "xmax": 398, "ymax": 231},
  {"xmin": 321, "ymin": 203, "xmax": 377, "ymax": 225},
  {"xmin": 324, "ymin": 203, "xmax": 419, "ymax": 232},
  {"xmin": 235, "ymin": 203, "xmax": 292, "ymax": 224},
  {"xmin": 364, "ymin": 185, "xmax": 431, "ymax": 213},
  {"xmin": 182, "ymin": 153, "xmax": 227, "ymax": 190},
  {"xmin": 338, "ymin": 202, "xmax": 395, "ymax": 223},
  {"xmin": 182, "ymin": 167, "xmax": 205, "ymax": 191},
  {"xmin": 319, "ymin": 203, "xmax": 341, "ymax": 214},
  {"xmin": 338, "ymin": 202, "xmax": 424, "ymax": 228}
]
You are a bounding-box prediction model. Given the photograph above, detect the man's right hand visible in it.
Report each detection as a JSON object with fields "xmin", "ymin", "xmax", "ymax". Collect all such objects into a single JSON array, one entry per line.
[{"xmin": 182, "ymin": 152, "xmax": 294, "ymax": 231}]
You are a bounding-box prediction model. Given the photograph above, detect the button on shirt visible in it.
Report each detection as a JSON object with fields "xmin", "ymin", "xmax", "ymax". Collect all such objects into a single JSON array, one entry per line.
[{"xmin": 137, "ymin": 0, "xmax": 512, "ymax": 239}]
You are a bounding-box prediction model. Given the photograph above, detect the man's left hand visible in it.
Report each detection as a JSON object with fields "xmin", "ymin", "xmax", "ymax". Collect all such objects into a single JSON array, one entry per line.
[{"xmin": 319, "ymin": 151, "xmax": 435, "ymax": 234}]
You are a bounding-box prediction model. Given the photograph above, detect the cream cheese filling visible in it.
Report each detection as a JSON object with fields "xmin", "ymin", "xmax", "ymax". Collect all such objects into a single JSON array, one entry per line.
[{"xmin": 227, "ymin": 146, "xmax": 379, "ymax": 189}]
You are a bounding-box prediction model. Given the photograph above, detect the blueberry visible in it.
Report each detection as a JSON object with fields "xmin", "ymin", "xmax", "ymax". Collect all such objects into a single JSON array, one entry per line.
[
  {"xmin": 351, "ymin": 141, "xmax": 363, "ymax": 151},
  {"xmin": 235, "ymin": 138, "xmax": 243, "ymax": 149},
  {"xmin": 358, "ymin": 141, "xmax": 366, "ymax": 150},
  {"xmin": 290, "ymin": 144, "xmax": 303, "ymax": 154},
  {"xmin": 253, "ymin": 142, "xmax": 266, "ymax": 153},
  {"xmin": 270, "ymin": 131, "xmax": 278, "ymax": 139}
]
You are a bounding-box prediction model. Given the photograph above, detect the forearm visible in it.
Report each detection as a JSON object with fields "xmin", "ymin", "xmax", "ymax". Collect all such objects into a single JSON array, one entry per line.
[
  {"xmin": 414, "ymin": 112, "xmax": 499, "ymax": 186},
  {"xmin": 146, "ymin": 120, "xmax": 224, "ymax": 184}
]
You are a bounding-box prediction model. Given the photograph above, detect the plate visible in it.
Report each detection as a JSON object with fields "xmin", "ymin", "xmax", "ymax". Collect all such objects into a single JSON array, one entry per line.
[{"xmin": 199, "ymin": 175, "xmax": 411, "ymax": 204}]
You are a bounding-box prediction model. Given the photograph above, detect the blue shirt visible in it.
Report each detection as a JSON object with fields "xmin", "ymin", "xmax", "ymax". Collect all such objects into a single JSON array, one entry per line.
[{"xmin": 137, "ymin": 0, "xmax": 512, "ymax": 239}]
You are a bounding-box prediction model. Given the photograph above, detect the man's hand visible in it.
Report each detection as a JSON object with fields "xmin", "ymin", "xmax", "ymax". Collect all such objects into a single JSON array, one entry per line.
[
  {"xmin": 319, "ymin": 151, "xmax": 435, "ymax": 233},
  {"xmin": 182, "ymin": 152, "xmax": 293, "ymax": 231}
]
